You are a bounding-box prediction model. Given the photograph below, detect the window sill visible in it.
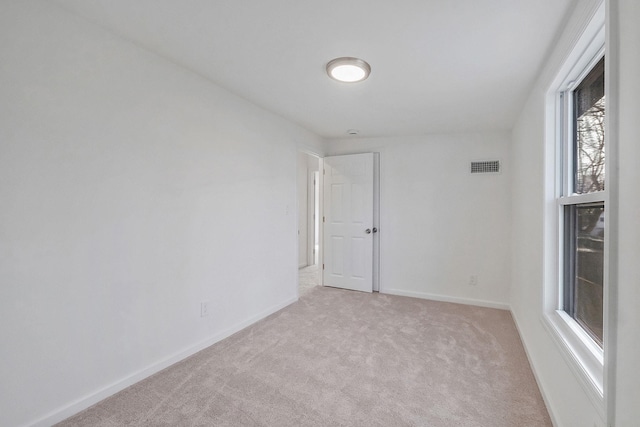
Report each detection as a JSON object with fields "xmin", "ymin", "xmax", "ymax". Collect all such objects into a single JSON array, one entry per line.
[{"xmin": 542, "ymin": 310, "xmax": 604, "ymax": 417}]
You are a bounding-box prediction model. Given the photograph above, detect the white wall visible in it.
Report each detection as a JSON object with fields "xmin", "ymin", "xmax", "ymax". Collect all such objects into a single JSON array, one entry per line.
[
  {"xmin": 326, "ymin": 132, "xmax": 512, "ymax": 309},
  {"xmin": 0, "ymin": 1, "xmax": 323, "ymax": 426},
  {"xmin": 609, "ymin": 0, "xmax": 640, "ymax": 425}
]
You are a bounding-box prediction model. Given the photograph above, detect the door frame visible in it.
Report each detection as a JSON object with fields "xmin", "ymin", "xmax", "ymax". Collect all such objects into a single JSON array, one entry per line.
[
  {"xmin": 372, "ymin": 152, "xmax": 380, "ymax": 292},
  {"xmin": 296, "ymin": 149, "xmax": 322, "ymax": 297},
  {"xmin": 306, "ymin": 169, "xmax": 319, "ymax": 266}
]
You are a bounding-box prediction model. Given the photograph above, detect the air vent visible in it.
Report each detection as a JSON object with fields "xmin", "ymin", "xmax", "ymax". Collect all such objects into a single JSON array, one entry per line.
[{"xmin": 470, "ymin": 160, "xmax": 500, "ymax": 174}]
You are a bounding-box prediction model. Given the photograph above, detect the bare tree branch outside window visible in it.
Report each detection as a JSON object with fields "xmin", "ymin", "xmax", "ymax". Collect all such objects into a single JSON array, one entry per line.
[{"xmin": 576, "ymin": 96, "xmax": 605, "ymax": 193}]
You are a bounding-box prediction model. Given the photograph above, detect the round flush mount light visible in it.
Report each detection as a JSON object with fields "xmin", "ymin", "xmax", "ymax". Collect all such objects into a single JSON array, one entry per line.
[{"xmin": 326, "ymin": 57, "xmax": 371, "ymax": 83}]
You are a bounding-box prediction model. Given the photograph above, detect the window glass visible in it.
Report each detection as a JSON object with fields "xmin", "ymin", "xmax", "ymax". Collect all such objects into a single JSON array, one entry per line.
[
  {"xmin": 564, "ymin": 204, "xmax": 604, "ymax": 345},
  {"xmin": 573, "ymin": 58, "xmax": 605, "ymax": 194},
  {"xmin": 560, "ymin": 56, "xmax": 606, "ymax": 348}
]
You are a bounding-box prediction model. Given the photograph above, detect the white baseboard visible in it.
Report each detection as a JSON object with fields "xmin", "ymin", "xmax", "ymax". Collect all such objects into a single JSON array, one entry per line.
[
  {"xmin": 510, "ymin": 309, "xmax": 561, "ymax": 427},
  {"xmin": 381, "ymin": 288, "xmax": 510, "ymax": 310},
  {"xmin": 27, "ymin": 296, "xmax": 298, "ymax": 427}
]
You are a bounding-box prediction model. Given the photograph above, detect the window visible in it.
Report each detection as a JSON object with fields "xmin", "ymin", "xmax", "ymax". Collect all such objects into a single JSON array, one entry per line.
[
  {"xmin": 542, "ymin": 3, "xmax": 606, "ymax": 411},
  {"xmin": 560, "ymin": 57, "xmax": 606, "ymax": 347}
]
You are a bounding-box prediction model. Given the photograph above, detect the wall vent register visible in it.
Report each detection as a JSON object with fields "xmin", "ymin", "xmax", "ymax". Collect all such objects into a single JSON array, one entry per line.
[{"xmin": 470, "ymin": 160, "xmax": 500, "ymax": 174}]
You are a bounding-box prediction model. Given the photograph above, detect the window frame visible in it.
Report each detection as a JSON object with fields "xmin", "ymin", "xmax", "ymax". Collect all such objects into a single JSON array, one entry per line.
[{"xmin": 542, "ymin": 4, "xmax": 606, "ymax": 418}]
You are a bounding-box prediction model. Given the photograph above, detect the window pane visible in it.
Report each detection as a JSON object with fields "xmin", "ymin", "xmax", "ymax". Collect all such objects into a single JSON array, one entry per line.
[
  {"xmin": 574, "ymin": 57, "xmax": 605, "ymax": 194},
  {"xmin": 564, "ymin": 204, "xmax": 604, "ymax": 346}
]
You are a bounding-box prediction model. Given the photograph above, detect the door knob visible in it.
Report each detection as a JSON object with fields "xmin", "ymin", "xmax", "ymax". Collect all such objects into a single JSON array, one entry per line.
[
  {"xmin": 373, "ymin": 227, "xmax": 378, "ymax": 233},
  {"xmin": 365, "ymin": 228, "xmax": 371, "ymax": 234}
]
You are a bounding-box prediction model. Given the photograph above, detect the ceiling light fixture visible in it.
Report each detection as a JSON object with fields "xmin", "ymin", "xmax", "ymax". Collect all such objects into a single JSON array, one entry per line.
[{"xmin": 326, "ymin": 57, "xmax": 371, "ymax": 83}]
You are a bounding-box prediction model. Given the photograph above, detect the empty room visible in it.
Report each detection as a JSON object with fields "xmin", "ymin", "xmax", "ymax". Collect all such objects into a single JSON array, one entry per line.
[{"xmin": 1, "ymin": 0, "xmax": 638, "ymax": 426}]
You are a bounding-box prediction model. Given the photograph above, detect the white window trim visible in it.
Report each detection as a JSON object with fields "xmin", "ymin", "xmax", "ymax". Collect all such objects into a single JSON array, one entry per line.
[{"xmin": 542, "ymin": 2, "xmax": 606, "ymax": 418}]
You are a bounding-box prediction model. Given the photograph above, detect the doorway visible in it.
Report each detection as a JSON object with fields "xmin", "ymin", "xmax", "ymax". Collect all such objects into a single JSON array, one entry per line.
[
  {"xmin": 298, "ymin": 151, "xmax": 380, "ymax": 296},
  {"xmin": 298, "ymin": 151, "xmax": 321, "ymax": 296}
]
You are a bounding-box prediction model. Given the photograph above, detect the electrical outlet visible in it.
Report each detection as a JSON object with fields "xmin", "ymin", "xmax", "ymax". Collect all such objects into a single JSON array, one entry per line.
[
  {"xmin": 469, "ymin": 275, "xmax": 478, "ymax": 286},
  {"xmin": 200, "ymin": 301, "xmax": 209, "ymax": 317}
]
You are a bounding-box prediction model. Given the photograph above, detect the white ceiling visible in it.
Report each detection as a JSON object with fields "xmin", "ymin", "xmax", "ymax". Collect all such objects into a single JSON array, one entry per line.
[{"xmin": 53, "ymin": 0, "xmax": 574, "ymax": 139}]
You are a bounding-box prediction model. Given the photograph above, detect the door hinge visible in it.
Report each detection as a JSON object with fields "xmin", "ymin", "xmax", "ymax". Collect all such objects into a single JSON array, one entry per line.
[
  {"xmin": 323, "ymin": 264, "xmax": 325, "ymax": 270},
  {"xmin": 323, "ymin": 169, "xmax": 325, "ymax": 175},
  {"xmin": 323, "ymin": 216, "xmax": 325, "ymax": 223}
]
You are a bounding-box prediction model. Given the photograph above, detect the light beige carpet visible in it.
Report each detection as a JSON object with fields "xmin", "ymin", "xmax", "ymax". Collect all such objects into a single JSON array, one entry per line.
[
  {"xmin": 57, "ymin": 287, "xmax": 551, "ymax": 426},
  {"xmin": 298, "ymin": 264, "xmax": 320, "ymax": 296}
]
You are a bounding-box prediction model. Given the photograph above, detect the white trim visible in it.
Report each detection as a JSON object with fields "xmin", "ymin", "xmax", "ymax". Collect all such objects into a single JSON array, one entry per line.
[
  {"xmin": 558, "ymin": 192, "xmax": 605, "ymax": 205},
  {"xmin": 382, "ymin": 288, "xmax": 510, "ymax": 311},
  {"xmin": 25, "ymin": 296, "xmax": 297, "ymax": 427},
  {"xmin": 551, "ymin": 12, "xmax": 605, "ymax": 94},
  {"xmin": 307, "ymin": 168, "xmax": 316, "ymax": 266},
  {"xmin": 603, "ymin": 1, "xmax": 619, "ymax": 424},
  {"xmin": 318, "ymin": 157, "xmax": 325, "ymax": 286},
  {"xmin": 542, "ymin": 313, "xmax": 605, "ymax": 420},
  {"xmin": 296, "ymin": 142, "xmax": 325, "ymax": 159},
  {"xmin": 373, "ymin": 152, "xmax": 380, "ymax": 292}
]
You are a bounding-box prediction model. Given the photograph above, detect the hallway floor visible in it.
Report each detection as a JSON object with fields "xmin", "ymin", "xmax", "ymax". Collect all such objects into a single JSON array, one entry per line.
[{"xmin": 298, "ymin": 264, "xmax": 319, "ymax": 296}]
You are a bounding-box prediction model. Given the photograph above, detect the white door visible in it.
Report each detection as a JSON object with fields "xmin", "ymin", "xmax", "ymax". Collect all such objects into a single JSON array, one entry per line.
[{"xmin": 323, "ymin": 153, "xmax": 374, "ymax": 292}]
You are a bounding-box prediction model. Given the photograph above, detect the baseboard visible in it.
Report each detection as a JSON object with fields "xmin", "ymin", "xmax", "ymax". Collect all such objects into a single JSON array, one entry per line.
[
  {"xmin": 381, "ymin": 288, "xmax": 510, "ymax": 310},
  {"xmin": 27, "ymin": 296, "xmax": 298, "ymax": 427},
  {"xmin": 510, "ymin": 309, "xmax": 561, "ymax": 427}
]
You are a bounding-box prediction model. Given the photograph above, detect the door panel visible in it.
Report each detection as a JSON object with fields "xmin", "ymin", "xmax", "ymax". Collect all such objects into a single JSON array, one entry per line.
[
  {"xmin": 330, "ymin": 236, "xmax": 344, "ymax": 275},
  {"xmin": 330, "ymin": 184, "xmax": 344, "ymax": 222},
  {"xmin": 323, "ymin": 153, "xmax": 374, "ymax": 292},
  {"xmin": 351, "ymin": 237, "xmax": 365, "ymax": 278}
]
